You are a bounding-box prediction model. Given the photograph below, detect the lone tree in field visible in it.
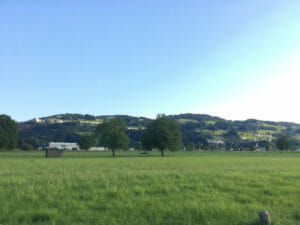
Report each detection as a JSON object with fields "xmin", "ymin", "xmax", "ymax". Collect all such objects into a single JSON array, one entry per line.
[
  {"xmin": 142, "ymin": 114, "xmax": 182, "ymax": 157},
  {"xmin": 77, "ymin": 135, "xmax": 95, "ymax": 151},
  {"xmin": 96, "ymin": 119, "xmax": 129, "ymax": 157},
  {"xmin": 0, "ymin": 115, "xmax": 18, "ymax": 150},
  {"xmin": 276, "ymin": 135, "xmax": 291, "ymax": 152}
]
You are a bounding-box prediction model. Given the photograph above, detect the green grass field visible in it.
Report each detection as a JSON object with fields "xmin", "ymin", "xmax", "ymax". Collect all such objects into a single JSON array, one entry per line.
[{"xmin": 0, "ymin": 151, "xmax": 299, "ymax": 225}]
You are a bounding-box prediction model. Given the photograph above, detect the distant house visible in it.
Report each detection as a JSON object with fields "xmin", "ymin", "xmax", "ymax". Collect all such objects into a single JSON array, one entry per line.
[
  {"xmin": 257, "ymin": 146, "xmax": 266, "ymax": 151},
  {"xmin": 48, "ymin": 142, "xmax": 78, "ymax": 150},
  {"xmin": 34, "ymin": 118, "xmax": 42, "ymax": 123},
  {"xmin": 208, "ymin": 139, "xmax": 225, "ymax": 145}
]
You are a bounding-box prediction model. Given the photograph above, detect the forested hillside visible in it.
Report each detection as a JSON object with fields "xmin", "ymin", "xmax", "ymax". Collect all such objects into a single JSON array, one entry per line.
[{"xmin": 18, "ymin": 113, "xmax": 300, "ymax": 149}]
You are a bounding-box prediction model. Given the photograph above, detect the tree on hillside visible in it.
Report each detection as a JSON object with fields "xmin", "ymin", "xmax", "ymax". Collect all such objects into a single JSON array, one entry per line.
[
  {"xmin": 0, "ymin": 115, "xmax": 18, "ymax": 150},
  {"xmin": 77, "ymin": 135, "xmax": 95, "ymax": 151},
  {"xmin": 223, "ymin": 129, "xmax": 240, "ymax": 143},
  {"xmin": 276, "ymin": 135, "xmax": 291, "ymax": 152},
  {"xmin": 142, "ymin": 114, "xmax": 182, "ymax": 157},
  {"xmin": 95, "ymin": 119, "xmax": 129, "ymax": 157}
]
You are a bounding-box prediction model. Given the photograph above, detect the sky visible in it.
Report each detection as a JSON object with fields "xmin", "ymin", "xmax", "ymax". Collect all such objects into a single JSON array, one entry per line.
[{"xmin": 1, "ymin": 0, "xmax": 300, "ymax": 123}]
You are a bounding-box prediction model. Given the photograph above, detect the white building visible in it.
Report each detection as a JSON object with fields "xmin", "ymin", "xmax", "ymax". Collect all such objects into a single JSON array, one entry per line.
[
  {"xmin": 257, "ymin": 146, "xmax": 266, "ymax": 151},
  {"xmin": 208, "ymin": 139, "xmax": 225, "ymax": 145},
  {"xmin": 89, "ymin": 147, "xmax": 106, "ymax": 151},
  {"xmin": 48, "ymin": 142, "xmax": 78, "ymax": 150}
]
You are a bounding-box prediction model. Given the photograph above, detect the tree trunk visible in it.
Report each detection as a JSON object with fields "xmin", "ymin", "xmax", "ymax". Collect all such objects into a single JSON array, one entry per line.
[
  {"xmin": 112, "ymin": 149, "xmax": 115, "ymax": 157},
  {"xmin": 160, "ymin": 149, "xmax": 164, "ymax": 157}
]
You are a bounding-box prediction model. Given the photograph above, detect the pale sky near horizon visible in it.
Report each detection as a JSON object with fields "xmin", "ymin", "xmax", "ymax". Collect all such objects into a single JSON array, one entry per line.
[{"xmin": 1, "ymin": 1, "xmax": 300, "ymax": 123}]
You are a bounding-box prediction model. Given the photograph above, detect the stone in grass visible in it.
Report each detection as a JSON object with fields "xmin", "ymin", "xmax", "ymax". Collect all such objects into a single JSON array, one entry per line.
[{"xmin": 259, "ymin": 210, "xmax": 271, "ymax": 225}]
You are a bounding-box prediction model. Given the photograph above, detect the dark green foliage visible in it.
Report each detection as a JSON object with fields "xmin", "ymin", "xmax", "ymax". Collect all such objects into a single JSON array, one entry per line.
[
  {"xmin": 19, "ymin": 141, "xmax": 32, "ymax": 151},
  {"xmin": 225, "ymin": 144, "xmax": 232, "ymax": 151},
  {"xmin": 48, "ymin": 113, "xmax": 95, "ymax": 121},
  {"xmin": 258, "ymin": 140, "xmax": 272, "ymax": 151},
  {"xmin": 19, "ymin": 138, "xmax": 41, "ymax": 150},
  {"xmin": 225, "ymin": 129, "xmax": 239, "ymax": 137},
  {"xmin": 183, "ymin": 133, "xmax": 209, "ymax": 150},
  {"xmin": 141, "ymin": 132, "xmax": 152, "ymax": 151},
  {"xmin": 96, "ymin": 119, "xmax": 129, "ymax": 157},
  {"xmin": 249, "ymin": 143, "xmax": 257, "ymax": 151},
  {"xmin": 83, "ymin": 114, "xmax": 96, "ymax": 120},
  {"xmin": 0, "ymin": 115, "xmax": 18, "ymax": 150},
  {"xmin": 265, "ymin": 143, "xmax": 271, "ymax": 151},
  {"xmin": 276, "ymin": 135, "xmax": 292, "ymax": 151},
  {"xmin": 180, "ymin": 124, "xmax": 211, "ymax": 146},
  {"xmin": 168, "ymin": 113, "xmax": 225, "ymax": 122},
  {"xmin": 18, "ymin": 121, "xmax": 85, "ymax": 143},
  {"xmin": 201, "ymin": 139, "xmax": 209, "ymax": 150},
  {"xmin": 215, "ymin": 121, "xmax": 233, "ymax": 130},
  {"xmin": 127, "ymin": 129, "xmax": 143, "ymax": 149},
  {"xmin": 223, "ymin": 129, "xmax": 240, "ymax": 142},
  {"xmin": 207, "ymin": 124, "xmax": 217, "ymax": 131},
  {"xmin": 18, "ymin": 114, "xmax": 150, "ymax": 146},
  {"xmin": 16, "ymin": 113, "xmax": 300, "ymax": 150},
  {"xmin": 186, "ymin": 142, "xmax": 196, "ymax": 154},
  {"xmin": 101, "ymin": 115, "xmax": 152, "ymax": 127},
  {"xmin": 291, "ymin": 138, "xmax": 300, "ymax": 150},
  {"xmin": 77, "ymin": 135, "xmax": 96, "ymax": 150},
  {"xmin": 294, "ymin": 128, "xmax": 300, "ymax": 134},
  {"xmin": 233, "ymin": 119, "xmax": 260, "ymax": 132},
  {"xmin": 143, "ymin": 114, "xmax": 182, "ymax": 156}
]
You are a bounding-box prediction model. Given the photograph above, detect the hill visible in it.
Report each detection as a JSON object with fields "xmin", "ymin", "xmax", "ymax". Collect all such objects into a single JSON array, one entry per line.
[{"xmin": 18, "ymin": 113, "xmax": 300, "ymax": 148}]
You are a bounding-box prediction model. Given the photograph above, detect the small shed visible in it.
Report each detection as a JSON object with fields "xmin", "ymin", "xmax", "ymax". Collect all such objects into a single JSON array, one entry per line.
[{"xmin": 45, "ymin": 149, "xmax": 63, "ymax": 158}]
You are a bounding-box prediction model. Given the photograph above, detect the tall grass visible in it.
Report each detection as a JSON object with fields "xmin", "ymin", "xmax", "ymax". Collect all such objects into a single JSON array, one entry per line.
[{"xmin": 0, "ymin": 151, "xmax": 299, "ymax": 225}]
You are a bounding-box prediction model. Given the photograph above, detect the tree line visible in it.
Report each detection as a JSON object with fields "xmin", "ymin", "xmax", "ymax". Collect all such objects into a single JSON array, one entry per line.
[
  {"xmin": 0, "ymin": 115, "xmax": 18, "ymax": 149},
  {"xmin": 78, "ymin": 114, "xmax": 182, "ymax": 157},
  {"xmin": 77, "ymin": 114, "xmax": 294, "ymax": 157},
  {"xmin": 0, "ymin": 114, "xmax": 296, "ymax": 155}
]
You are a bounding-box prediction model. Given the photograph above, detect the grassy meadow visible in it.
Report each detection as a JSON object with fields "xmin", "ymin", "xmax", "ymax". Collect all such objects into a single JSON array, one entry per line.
[{"xmin": 0, "ymin": 151, "xmax": 299, "ymax": 225}]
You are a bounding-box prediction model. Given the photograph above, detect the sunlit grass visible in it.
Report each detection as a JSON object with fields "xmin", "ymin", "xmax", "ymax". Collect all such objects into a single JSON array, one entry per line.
[{"xmin": 0, "ymin": 151, "xmax": 299, "ymax": 225}]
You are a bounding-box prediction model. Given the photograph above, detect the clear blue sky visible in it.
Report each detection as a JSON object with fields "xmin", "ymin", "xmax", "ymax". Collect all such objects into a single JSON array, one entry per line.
[{"xmin": 1, "ymin": 0, "xmax": 300, "ymax": 122}]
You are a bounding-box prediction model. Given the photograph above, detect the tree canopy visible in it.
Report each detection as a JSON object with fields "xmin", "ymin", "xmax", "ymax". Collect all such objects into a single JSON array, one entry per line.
[
  {"xmin": 223, "ymin": 129, "xmax": 240, "ymax": 143},
  {"xmin": 0, "ymin": 115, "xmax": 18, "ymax": 150},
  {"xmin": 77, "ymin": 135, "xmax": 95, "ymax": 151},
  {"xmin": 142, "ymin": 114, "xmax": 182, "ymax": 156},
  {"xmin": 276, "ymin": 135, "xmax": 291, "ymax": 151},
  {"xmin": 95, "ymin": 119, "xmax": 129, "ymax": 157},
  {"xmin": 19, "ymin": 137, "xmax": 41, "ymax": 150},
  {"xmin": 17, "ymin": 113, "xmax": 300, "ymax": 149}
]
